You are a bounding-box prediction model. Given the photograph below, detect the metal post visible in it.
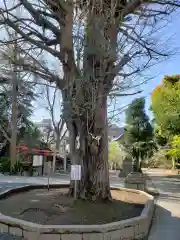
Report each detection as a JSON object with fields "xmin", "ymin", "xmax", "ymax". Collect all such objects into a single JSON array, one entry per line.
[
  {"xmin": 74, "ymin": 180, "xmax": 77, "ymax": 199},
  {"xmin": 48, "ymin": 174, "xmax": 50, "ymax": 191},
  {"xmin": 64, "ymin": 154, "xmax": 67, "ymax": 173},
  {"xmin": 47, "ymin": 161, "xmax": 51, "ymax": 191},
  {"xmin": 52, "ymin": 150, "xmax": 56, "ymax": 172}
]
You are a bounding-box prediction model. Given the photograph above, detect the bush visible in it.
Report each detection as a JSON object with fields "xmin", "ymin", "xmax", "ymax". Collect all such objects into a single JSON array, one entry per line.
[
  {"xmin": 147, "ymin": 148, "xmax": 172, "ymax": 169},
  {"xmin": 0, "ymin": 157, "xmax": 10, "ymax": 173},
  {"xmin": 0, "ymin": 157, "xmax": 25, "ymax": 174},
  {"xmin": 10, "ymin": 161, "xmax": 24, "ymax": 174}
]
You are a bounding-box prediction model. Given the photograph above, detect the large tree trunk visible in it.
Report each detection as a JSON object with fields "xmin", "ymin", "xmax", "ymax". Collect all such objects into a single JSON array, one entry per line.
[
  {"xmin": 67, "ymin": 98, "xmax": 111, "ymax": 201},
  {"xmin": 60, "ymin": 1, "xmax": 119, "ymax": 201}
]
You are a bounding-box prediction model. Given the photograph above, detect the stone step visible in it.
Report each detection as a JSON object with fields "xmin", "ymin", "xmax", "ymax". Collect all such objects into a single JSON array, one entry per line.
[{"xmin": 0, "ymin": 234, "xmax": 24, "ymax": 240}]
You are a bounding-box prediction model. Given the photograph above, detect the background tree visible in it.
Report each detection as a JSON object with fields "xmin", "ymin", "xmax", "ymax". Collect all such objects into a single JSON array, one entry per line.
[
  {"xmin": 148, "ymin": 148, "xmax": 171, "ymax": 169},
  {"xmin": 154, "ymin": 126, "xmax": 168, "ymax": 147},
  {"xmin": 167, "ymin": 135, "xmax": 180, "ymax": 169},
  {"xmin": 43, "ymin": 85, "xmax": 67, "ymax": 171},
  {"xmin": 40, "ymin": 121, "xmax": 55, "ymax": 146},
  {"xmin": 1, "ymin": 1, "xmax": 180, "ymax": 200},
  {"xmin": 0, "ymin": 43, "xmax": 39, "ymax": 161},
  {"xmin": 18, "ymin": 122, "xmax": 41, "ymax": 147},
  {"xmin": 124, "ymin": 97, "xmax": 154, "ymax": 172},
  {"xmin": 151, "ymin": 75, "xmax": 180, "ymax": 140},
  {"xmin": 108, "ymin": 142, "xmax": 124, "ymax": 170}
]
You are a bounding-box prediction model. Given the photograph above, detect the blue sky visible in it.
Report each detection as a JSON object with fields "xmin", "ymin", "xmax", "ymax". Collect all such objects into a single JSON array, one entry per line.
[
  {"xmin": 32, "ymin": 10, "xmax": 180, "ymax": 126},
  {"xmin": 143, "ymin": 11, "xmax": 180, "ymax": 120}
]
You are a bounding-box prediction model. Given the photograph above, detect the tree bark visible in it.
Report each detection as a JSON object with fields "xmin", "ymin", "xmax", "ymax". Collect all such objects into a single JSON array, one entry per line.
[
  {"xmin": 67, "ymin": 98, "xmax": 111, "ymax": 201},
  {"xmin": 10, "ymin": 42, "xmax": 18, "ymax": 167},
  {"xmin": 60, "ymin": 1, "xmax": 119, "ymax": 201}
]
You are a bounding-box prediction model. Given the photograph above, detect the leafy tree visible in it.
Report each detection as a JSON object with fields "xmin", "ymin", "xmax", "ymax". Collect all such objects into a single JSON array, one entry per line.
[
  {"xmin": 148, "ymin": 148, "xmax": 171, "ymax": 169},
  {"xmin": 18, "ymin": 122, "xmax": 42, "ymax": 147},
  {"xmin": 1, "ymin": 1, "xmax": 180, "ymax": 200},
  {"xmin": 167, "ymin": 135, "xmax": 180, "ymax": 169},
  {"xmin": 124, "ymin": 97, "xmax": 154, "ymax": 172},
  {"xmin": 108, "ymin": 142, "xmax": 124, "ymax": 170},
  {"xmin": 0, "ymin": 64, "xmax": 39, "ymax": 160},
  {"xmin": 0, "ymin": 81, "xmax": 38, "ymax": 139},
  {"xmin": 151, "ymin": 75, "xmax": 180, "ymax": 139},
  {"xmin": 0, "ymin": 29, "xmax": 40, "ymax": 165}
]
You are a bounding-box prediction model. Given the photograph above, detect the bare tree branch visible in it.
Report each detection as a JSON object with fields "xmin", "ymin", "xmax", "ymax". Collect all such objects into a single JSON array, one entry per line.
[{"xmin": 109, "ymin": 90, "xmax": 142, "ymax": 97}]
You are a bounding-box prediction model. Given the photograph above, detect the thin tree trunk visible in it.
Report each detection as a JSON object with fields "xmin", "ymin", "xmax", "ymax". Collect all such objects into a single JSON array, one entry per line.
[
  {"xmin": 10, "ymin": 93, "xmax": 18, "ymax": 166},
  {"xmin": 10, "ymin": 42, "xmax": 18, "ymax": 167},
  {"xmin": 172, "ymin": 157, "xmax": 175, "ymax": 170},
  {"xmin": 52, "ymin": 135, "xmax": 60, "ymax": 172},
  {"xmin": 110, "ymin": 163, "xmax": 113, "ymax": 170}
]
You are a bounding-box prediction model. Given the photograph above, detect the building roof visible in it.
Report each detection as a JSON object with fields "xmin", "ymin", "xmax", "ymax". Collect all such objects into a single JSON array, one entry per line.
[
  {"xmin": 18, "ymin": 144, "xmax": 53, "ymax": 156},
  {"xmin": 108, "ymin": 124, "xmax": 124, "ymax": 141},
  {"xmin": 36, "ymin": 119, "xmax": 52, "ymax": 128}
]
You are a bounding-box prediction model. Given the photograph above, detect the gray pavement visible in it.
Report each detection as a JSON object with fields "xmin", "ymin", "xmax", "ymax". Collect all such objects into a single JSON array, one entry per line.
[
  {"xmin": 0, "ymin": 174, "xmax": 70, "ymax": 192},
  {"xmin": 0, "ymin": 173, "xmax": 124, "ymax": 193},
  {"xmin": 0, "ymin": 174, "xmax": 71, "ymax": 239},
  {"xmin": 146, "ymin": 169, "xmax": 180, "ymax": 240}
]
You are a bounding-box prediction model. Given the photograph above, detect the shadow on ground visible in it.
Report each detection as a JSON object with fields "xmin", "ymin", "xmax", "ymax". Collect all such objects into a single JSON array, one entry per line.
[
  {"xmin": 148, "ymin": 204, "xmax": 180, "ymax": 240},
  {"xmin": 166, "ymin": 174, "xmax": 180, "ymax": 179}
]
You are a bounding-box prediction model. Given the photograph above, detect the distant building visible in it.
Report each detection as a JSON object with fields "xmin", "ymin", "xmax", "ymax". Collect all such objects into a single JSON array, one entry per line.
[
  {"xmin": 56, "ymin": 132, "xmax": 69, "ymax": 157},
  {"xmin": 35, "ymin": 118, "xmax": 52, "ymax": 132},
  {"xmin": 36, "ymin": 118, "xmax": 69, "ymax": 156},
  {"xmin": 108, "ymin": 124, "xmax": 124, "ymax": 142}
]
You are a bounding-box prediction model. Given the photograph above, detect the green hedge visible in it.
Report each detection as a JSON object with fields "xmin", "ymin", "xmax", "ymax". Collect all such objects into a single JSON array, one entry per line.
[{"xmin": 0, "ymin": 157, "xmax": 28, "ymax": 174}]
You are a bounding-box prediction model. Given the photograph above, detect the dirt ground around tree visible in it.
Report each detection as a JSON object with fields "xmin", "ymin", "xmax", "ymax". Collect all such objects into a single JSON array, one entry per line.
[{"xmin": 0, "ymin": 188, "xmax": 145, "ymax": 225}]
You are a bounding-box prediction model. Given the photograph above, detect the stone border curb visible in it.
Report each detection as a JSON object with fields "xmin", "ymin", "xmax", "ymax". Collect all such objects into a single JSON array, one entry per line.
[{"xmin": 0, "ymin": 184, "xmax": 154, "ymax": 240}]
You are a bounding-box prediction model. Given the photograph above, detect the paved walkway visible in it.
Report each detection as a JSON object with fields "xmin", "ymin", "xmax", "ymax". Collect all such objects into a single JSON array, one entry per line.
[{"xmin": 147, "ymin": 169, "xmax": 180, "ymax": 240}]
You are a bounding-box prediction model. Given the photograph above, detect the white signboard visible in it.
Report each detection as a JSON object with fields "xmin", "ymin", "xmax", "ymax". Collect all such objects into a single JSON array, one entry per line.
[
  {"xmin": 70, "ymin": 165, "xmax": 81, "ymax": 180},
  {"xmin": 33, "ymin": 155, "xmax": 43, "ymax": 166}
]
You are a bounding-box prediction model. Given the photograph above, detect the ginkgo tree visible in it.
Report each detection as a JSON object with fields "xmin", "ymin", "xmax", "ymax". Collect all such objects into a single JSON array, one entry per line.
[{"xmin": 0, "ymin": 0, "xmax": 180, "ymax": 200}]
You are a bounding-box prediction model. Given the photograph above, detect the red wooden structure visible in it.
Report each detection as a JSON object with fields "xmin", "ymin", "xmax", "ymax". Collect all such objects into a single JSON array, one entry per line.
[{"xmin": 17, "ymin": 144, "xmax": 53, "ymax": 156}]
